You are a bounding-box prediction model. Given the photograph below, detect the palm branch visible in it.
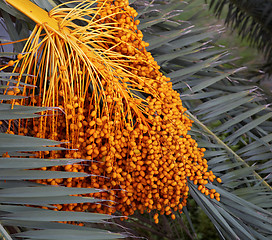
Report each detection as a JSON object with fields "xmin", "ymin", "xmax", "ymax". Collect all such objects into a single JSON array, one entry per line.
[
  {"xmin": 117, "ymin": 0, "xmax": 272, "ymax": 239},
  {"xmin": 0, "ymin": 77, "xmax": 125, "ymax": 239},
  {"xmin": 0, "ymin": 0, "xmax": 271, "ymax": 240},
  {"xmin": 206, "ymin": 0, "xmax": 272, "ymax": 72},
  {"xmin": 0, "ymin": 3, "xmax": 126, "ymax": 238}
]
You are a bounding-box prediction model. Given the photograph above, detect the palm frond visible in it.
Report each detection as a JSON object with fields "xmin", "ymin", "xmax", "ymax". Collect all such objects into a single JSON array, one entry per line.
[
  {"xmin": 0, "ymin": 36, "xmax": 124, "ymax": 240},
  {"xmin": 206, "ymin": 0, "xmax": 272, "ymax": 70},
  {"xmin": 0, "ymin": 113, "xmax": 124, "ymax": 239},
  {"xmin": 128, "ymin": 0, "xmax": 272, "ymax": 239}
]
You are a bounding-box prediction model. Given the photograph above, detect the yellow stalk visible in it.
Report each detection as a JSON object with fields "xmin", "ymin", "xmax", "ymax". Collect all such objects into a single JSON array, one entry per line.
[{"xmin": 6, "ymin": 0, "xmax": 60, "ymax": 31}]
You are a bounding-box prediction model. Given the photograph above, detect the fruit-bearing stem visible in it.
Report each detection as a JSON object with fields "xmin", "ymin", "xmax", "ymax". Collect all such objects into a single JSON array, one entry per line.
[{"xmin": 6, "ymin": 0, "xmax": 59, "ymax": 30}]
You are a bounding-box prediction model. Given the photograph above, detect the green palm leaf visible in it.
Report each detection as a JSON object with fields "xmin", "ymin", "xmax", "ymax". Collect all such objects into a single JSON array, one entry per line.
[
  {"xmin": 0, "ymin": 6, "xmax": 124, "ymax": 239},
  {"xmin": 129, "ymin": 0, "xmax": 272, "ymax": 239},
  {"xmin": 206, "ymin": 0, "xmax": 272, "ymax": 70},
  {"xmin": 0, "ymin": 116, "xmax": 123, "ymax": 239}
]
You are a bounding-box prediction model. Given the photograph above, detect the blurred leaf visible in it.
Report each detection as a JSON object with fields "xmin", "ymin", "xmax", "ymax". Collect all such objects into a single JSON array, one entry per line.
[
  {"xmin": 0, "ymin": 133, "xmax": 60, "ymax": 147},
  {"xmin": 1, "ymin": 210, "xmax": 113, "ymax": 222},
  {"xmin": 0, "ymin": 169, "xmax": 89, "ymax": 180},
  {"xmin": 0, "ymin": 157, "xmax": 82, "ymax": 169},
  {"xmin": 13, "ymin": 229, "xmax": 124, "ymax": 240},
  {"xmin": 0, "ymin": 104, "xmax": 47, "ymax": 120},
  {"xmin": 0, "ymin": 186, "xmax": 100, "ymax": 197},
  {"xmin": 0, "ymin": 95, "xmax": 26, "ymax": 100},
  {"xmin": 0, "ymin": 196, "xmax": 101, "ymax": 205}
]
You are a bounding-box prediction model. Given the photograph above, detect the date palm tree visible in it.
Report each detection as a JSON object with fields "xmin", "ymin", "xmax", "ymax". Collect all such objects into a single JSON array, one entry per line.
[{"xmin": 0, "ymin": 0, "xmax": 271, "ymax": 239}]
